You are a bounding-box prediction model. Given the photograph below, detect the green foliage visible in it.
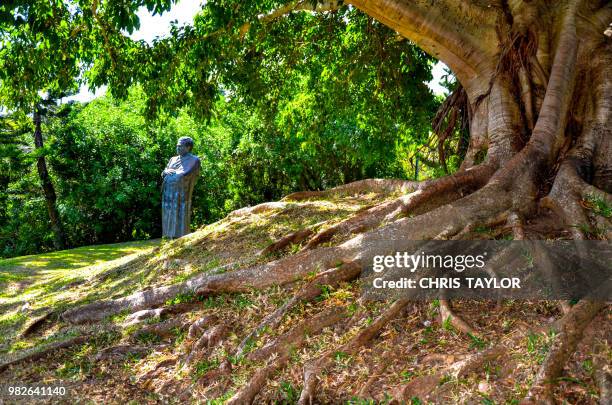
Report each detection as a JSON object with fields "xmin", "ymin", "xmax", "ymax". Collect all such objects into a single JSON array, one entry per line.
[
  {"xmin": 135, "ymin": 331, "xmax": 161, "ymax": 345},
  {"xmin": 0, "ymin": 1, "xmax": 444, "ymax": 258},
  {"xmin": 468, "ymin": 333, "xmax": 487, "ymax": 350},
  {"xmin": 526, "ymin": 331, "xmax": 555, "ymax": 364},
  {"xmin": 165, "ymin": 291, "xmax": 197, "ymax": 306},
  {"xmin": 0, "ymin": 112, "xmax": 54, "ymax": 255},
  {"xmin": 232, "ymin": 293, "xmax": 254, "ymax": 309},
  {"xmin": 194, "ymin": 358, "xmax": 220, "ymax": 378},
  {"xmin": 442, "ymin": 316, "xmax": 455, "ymax": 332},
  {"xmin": 278, "ymin": 380, "xmax": 299, "ymax": 403},
  {"xmin": 584, "ymin": 194, "xmax": 611, "ymax": 218}
]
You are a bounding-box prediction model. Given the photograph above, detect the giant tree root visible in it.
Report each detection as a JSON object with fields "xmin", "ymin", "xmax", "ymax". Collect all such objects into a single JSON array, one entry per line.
[
  {"xmin": 186, "ymin": 314, "xmax": 218, "ymax": 341},
  {"xmin": 235, "ymin": 261, "xmax": 361, "ymax": 356},
  {"xmin": 227, "ymin": 201, "xmax": 290, "ymax": 218},
  {"xmin": 258, "ymin": 221, "xmax": 327, "ymax": 256},
  {"xmin": 439, "ymin": 299, "xmax": 477, "ymax": 335},
  {"xmin": 130, "ymin": 318, "xmax": 189, "ymax": 342},
  {"xmin": 523, "ymin": 299, "xmax": 608, "ymax": 404},
  {"xmin": 302, "ymin": 197, "xmax": 409, "ymax": 250},
  {"xmin": 185, "ymin": 324, "xmax": 229, "ymax": 365},
  {"xmin": 302, "ymin": 164, "xmax": 494, "ymax": 250},
  {"xmin": 19, "ymin": 310, "xmax": 56, "ymax": 338},
  {"xmin": 226, "ymin": 307, "xmax": 347, "ymax": 405},
  {"xmin": 297, "ymin": 299, "xmax": 411, "ymax": 404},
  {"xmin": 0, "ymin": 334, "xmax": 90, "ymax": 373},
  {"xmin": 282, "ymin": 178, "xmax": 417, "ymax": 201},
  {"xmin": 61, "ymin": 244, "xmax": 343, "ymax": 324}
]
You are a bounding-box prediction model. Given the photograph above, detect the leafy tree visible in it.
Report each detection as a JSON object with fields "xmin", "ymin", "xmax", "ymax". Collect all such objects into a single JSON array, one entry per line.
[
  {"xmin": 2, "ymin": 1, "xmax": 611, "ymax": 402},
  {"xmin": 47, "ymin": 89, "xmax": 232, "ymax": 246},
  {"xmin": 0, "ymin": 112, "xmax": 57, "ymax": 256}
]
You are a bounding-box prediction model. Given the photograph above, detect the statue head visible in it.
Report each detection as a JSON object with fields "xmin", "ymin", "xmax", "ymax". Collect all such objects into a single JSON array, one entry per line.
[{"xmin": 176, "ymin": 136, "xmax": 194, "ymax": 156}]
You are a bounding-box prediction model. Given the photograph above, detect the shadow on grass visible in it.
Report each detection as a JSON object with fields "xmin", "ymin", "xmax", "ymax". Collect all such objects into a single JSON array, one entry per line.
[{"xmin": 0, "ymin": 195, "xmax": 382, "ymax": 354}]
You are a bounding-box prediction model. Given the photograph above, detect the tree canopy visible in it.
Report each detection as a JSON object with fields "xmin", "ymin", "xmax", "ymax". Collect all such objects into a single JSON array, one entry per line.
[{"xmin": 0, "ymin": 1, "xmax": 446, "ymax": 257}]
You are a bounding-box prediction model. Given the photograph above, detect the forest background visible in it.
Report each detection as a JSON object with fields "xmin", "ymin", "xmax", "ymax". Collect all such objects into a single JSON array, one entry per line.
[{"xmin": 0, "ymin": 3, "xmax": 455, "ymax": 258}]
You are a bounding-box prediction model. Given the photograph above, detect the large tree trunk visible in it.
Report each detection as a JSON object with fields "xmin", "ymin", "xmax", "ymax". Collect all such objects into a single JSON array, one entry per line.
[
  {"xmin": 347, "ymin": 0, "xmax": 611, "ymax": 234},
  {"xmin": 52, "ymin": 1, "xmax": 611, "ymax": 403},
  {"xmin": 33, "ymin": 106, "xmax": 66, "ymax": 251}
]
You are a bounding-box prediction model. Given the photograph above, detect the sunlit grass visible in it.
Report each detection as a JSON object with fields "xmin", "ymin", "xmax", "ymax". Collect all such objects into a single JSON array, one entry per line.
[
  {"xmin": 0, "ymin": 240, "xmax": 160, "ymax": 352},
  {"xmin": 0, "ymin": 193, "xmax": 388, "ymax": 361}
]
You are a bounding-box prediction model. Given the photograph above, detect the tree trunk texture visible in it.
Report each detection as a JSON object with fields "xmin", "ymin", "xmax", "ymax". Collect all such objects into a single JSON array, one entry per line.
[
  {"xmin": 348, "ymin": 0, "xmax": 611, "ymax": 235},
  {"xmin": 33, "ymin": 106, "xmax": 66, "ymax": 251}
]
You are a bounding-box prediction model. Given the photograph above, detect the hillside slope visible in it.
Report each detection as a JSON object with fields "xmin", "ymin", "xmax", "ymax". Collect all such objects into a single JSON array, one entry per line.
[{"xmin": 0, "ymin": 190, "xmax": 609, "ymax": 404}]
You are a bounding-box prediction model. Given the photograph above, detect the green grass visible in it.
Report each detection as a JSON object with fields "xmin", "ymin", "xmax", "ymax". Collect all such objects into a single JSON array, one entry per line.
[
  {"xmin": 0, "ymin": 239, "xmax": 160, "ymax": 352},
  {"xmin": 584, "ymin": 194, "xmax": 612, "ymax": 218},
  {"xmin": 0, "ymin": 239, "xmax": 159, "ymax": 272},
  {"xmin": 0, "ymin": 193, "xmax": 384, "ymax": 364}
]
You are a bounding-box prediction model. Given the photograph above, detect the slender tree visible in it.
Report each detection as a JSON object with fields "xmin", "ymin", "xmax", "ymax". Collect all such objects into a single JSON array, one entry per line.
[{"xmin": 32, "ymin": 101, "xmax": 65, "ymax": 250}]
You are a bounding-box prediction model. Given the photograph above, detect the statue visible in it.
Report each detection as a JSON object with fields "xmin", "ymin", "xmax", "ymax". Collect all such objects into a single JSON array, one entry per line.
[{"xmin": 161, "ymin": 137, "xmax": 201, "ymax": 238}]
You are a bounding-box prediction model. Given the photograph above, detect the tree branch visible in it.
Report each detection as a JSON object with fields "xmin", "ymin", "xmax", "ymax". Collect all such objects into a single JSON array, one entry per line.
[
  {"xmin": 348, "ymin": 0, "xmax": 500, "ymax": 94},
  {"xmin": 240, "ymin": 0, "xmax": 344, "ymax": 36}
]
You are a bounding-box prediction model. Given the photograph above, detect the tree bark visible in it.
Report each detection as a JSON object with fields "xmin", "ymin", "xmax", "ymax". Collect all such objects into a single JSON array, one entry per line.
[{"xmin": 33, "ymin": 106, "xmax": 66, "ymax": 250}]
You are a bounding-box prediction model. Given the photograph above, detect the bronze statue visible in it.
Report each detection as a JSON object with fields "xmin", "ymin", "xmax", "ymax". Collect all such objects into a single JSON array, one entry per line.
[{"xmin": 161, "ymin": 137, "xmax": 200, "ymax": 238}]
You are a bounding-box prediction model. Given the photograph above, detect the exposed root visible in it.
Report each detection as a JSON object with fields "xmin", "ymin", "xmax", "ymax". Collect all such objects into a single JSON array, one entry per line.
[
  {"xmin": 523, "ymin": 299, "xmax": 608, "ymax": 403},
  {"xmin": 259, "ymin": 221, "xmax": 326, "ymax": 256},
  {"xmin": 187, "ymin": 314, "xmax": 218, "ymax": 340},
  {"xmin": 246, "ymin": 307, "xmax": 347, "ymax": 363},
  {"xmin": 448, "ymin": 210, "xmax": 509, "ymax": 240},
  {"xmin": 192, "ymin": 324, "xmax": 228, "ymax": 352},
  {"xmin": 593, "ymin": 341, "xmax": 612, "ymax": 405},
  {"xmin": 227, "ymin": 201, "xmax": 289, "ymax": 218},
  {"xmin": 302, "ymin": 197, "xmax": 407, "ymax": 250},
  {"xmin": 123, "ymin": 308, "xmax": 167, "ymax": 327},
  {"xmin": 282, "ymin": 178, "xmax": 417, "ymax": 201},
  {"xmin": 138, "ymin": 357, "xmax": 179, "ymax": 388},
  {"xmin": 194, "ymin": 358, "xmax": 232, "ymax": 388},
  {"xmin": 185, "ymin": 324, "xmax": 228, "ymax": 365},
  {"xmin": 297, "ymin": 299, "xmax": 410, "ymax": 404},
  {"xmin": 61, "ymin": 246, "xmax": 342, "ymax": 324},
  {"xmin": 227, "ymin": 307, "xmax": 346, "ymax": 405},
  {"xmin": 303, "ymin": 164, "xmax": 494, "ymax": 249},
  {"xmin": 439, "ymin": 299, "xmax": 477, "ymax": 336},
  {"xmin": 235, "ymin": 261, "xmax": 361, "ymax": 356},
  {"xmin": 131, "ymin": 318, "xmax": 188, "ymax": 342},
  {"xmin": 508, "ymin": 211, "xmax": 526, "ymax": 240},
  {"xmin": 558, "ymin": 300, "xmax": 572, "ymax": 315},
  {"xmin": 19, "ymin": 310, "xmax": 56, "ymax": 338},
  {"xmin": 449, "ymin": 344, "xmax": 507, "ymax": 378},
  {"xmin": 541, "ymin": 169, "xmax": 590, "ymax": 240},
  {"xmin": 0, "ymin": 334, "xmax": 90, "ymax": 373}
]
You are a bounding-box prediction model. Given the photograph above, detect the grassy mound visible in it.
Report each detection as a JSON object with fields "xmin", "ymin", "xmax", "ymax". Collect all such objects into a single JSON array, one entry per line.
[{"xmin": 0, "ymin": 191, "xmax": 609, "ymax": 404}]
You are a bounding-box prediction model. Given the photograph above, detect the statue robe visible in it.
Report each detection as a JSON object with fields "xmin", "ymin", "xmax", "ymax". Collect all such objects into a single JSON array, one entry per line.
[{"xmin": 161, "ymin": 153, "xmax": 200, "ymax": 238}]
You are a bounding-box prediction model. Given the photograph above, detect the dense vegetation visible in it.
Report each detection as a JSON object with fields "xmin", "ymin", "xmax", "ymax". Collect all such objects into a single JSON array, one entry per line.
[
  {"xmin": 1, "ymin": 75, "xmax": 442, "ymax": 258},
  {"xmin": 0, "ymin": 4, "xmax": 451, "ymax": 258}
]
